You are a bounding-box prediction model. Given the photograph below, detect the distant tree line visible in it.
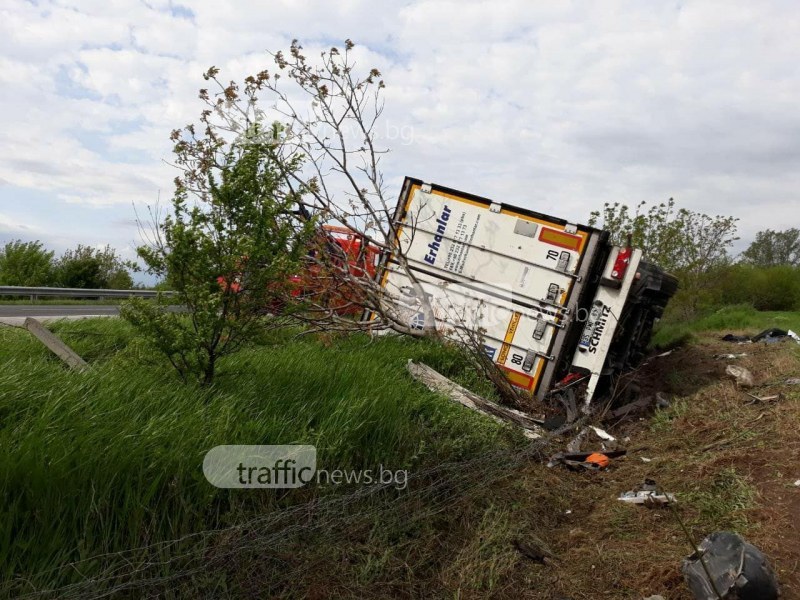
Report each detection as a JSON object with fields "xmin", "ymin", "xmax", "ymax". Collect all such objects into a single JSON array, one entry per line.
[
  {"xmin": 0, "ymin": 240, "xmax": 136, "ymax": 289},
  {"xmin": 590, "ymin": 202, "xmax": 800, "ymax": 318},
  {"xmin": 740, "ymin": 228, "xmax": 800, "ymax": 268}
]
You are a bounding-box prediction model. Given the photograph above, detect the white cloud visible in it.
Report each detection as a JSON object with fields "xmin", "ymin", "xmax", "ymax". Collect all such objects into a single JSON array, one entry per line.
[
  {"xmin": 0, "ymin": 0, "xmax": 799, "ymax": 259},
  {"xmin": 0, "ymin": 212, "xmax": 43, "ymax": 236}
]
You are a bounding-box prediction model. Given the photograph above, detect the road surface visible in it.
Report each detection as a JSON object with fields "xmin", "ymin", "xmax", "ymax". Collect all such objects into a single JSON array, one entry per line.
[
  {"xmin": 0, "ymin": 305, "xmax": 121, "ymax": 317},
  {"xmin": 0, "ymin": 305, "xmax": 121, "ymax": 326},
  {"xmin": 0, "ymin": 305, "xmax": 190, "ymax": 327}
]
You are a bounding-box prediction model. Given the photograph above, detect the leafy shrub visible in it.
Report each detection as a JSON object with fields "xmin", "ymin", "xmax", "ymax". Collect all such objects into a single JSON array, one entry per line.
[
  {"xmin": 662, "ymin": 264, "xmax": 800, "ymax": 322},
  {"xmin": 0, "ymin": 240, "xmax": 55, "ymax": 286}
]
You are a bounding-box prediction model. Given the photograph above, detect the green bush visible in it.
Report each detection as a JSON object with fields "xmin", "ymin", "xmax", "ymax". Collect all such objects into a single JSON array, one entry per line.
[
  {"xmin": 0, "ymin": 240, "xmax": 55, "ymax": 286},
  {"xmin": 711, "ymin": 264, "xmax": 800, "ymax": 312},
  {"xmin": 662, "ymin": 264, "xmax": 800, "ymax": 322},
  {"xmin": 749, "ymin": 265, "xmax": 800, "ymax": 311}
]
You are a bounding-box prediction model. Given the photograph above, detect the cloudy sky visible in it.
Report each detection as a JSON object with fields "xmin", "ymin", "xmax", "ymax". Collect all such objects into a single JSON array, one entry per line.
[{"xmin": 2, "ymin": 0, "xmax": 799, "ymax": 281}]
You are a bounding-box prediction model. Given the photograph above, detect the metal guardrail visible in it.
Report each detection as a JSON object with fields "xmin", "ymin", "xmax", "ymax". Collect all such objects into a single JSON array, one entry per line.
[{"xmin": 0, "ymin": 286, "xmax": 172, "ymax": 299}]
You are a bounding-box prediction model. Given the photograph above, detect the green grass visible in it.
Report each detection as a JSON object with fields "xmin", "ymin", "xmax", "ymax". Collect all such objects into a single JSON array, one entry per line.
[
  {"xmin": 0, "ymin": 319, "xmax": 516, "ymax": 592},
  {"xmin": 684, "ymin": 467, "xmax": 758, "ymax": 532},
  {"xmin": 652, "ymin": 304, "xmax": 800, "ymax": 348}
]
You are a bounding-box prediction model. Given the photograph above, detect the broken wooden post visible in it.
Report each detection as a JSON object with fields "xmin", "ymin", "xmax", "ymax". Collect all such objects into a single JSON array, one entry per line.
[
  {"xmin": 406, "ymin": 360, "xmax": 543, "ymax": 439},
  {"xmin": 24, "ymin": 317, "xmax": 88, "ymax": 371}
]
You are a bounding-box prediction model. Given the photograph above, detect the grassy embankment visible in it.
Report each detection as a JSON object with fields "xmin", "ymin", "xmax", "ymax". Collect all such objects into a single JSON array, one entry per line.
[
  {"xmin": 0, "ymin": 318, "xmax": 518, "ymax": 594},
  {"xmin": 652, "ymin": 304, "xmax": 800, "ymax": 348},
  {"xmin": 2, "ymin": 307, "xmax": 799, "ymax": 597}
]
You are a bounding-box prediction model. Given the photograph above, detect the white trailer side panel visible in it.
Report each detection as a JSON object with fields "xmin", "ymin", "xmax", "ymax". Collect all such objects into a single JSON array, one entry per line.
[{"xmin": 381, "ymin": 180, "xmax": 597, "ymax": 394}]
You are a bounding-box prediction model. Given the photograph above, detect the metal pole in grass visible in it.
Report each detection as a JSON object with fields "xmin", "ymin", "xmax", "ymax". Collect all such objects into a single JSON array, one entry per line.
[{"xmin": 662, "ymin": 491, "xmax": 724, "ymax": 600}]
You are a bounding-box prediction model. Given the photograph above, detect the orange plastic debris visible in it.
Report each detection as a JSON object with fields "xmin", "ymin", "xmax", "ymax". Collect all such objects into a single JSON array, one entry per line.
[{"xmin": 584, "ymin": 453, "xmax": 610, "ymax": 469}]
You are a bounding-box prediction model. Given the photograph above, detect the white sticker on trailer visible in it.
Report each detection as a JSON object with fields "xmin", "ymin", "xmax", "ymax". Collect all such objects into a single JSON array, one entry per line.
[{"xmin": 400, "ymin": 191, "xmax": 581, "ymax": 307}]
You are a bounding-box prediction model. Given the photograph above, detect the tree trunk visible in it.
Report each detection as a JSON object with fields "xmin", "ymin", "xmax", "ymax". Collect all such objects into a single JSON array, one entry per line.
[{"xmin": 202, "ymin": 354, "xmax": 216, "ymax": 386}]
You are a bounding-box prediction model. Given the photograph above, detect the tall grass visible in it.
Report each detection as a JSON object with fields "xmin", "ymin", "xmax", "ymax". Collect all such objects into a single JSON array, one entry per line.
[{"xmin": 0, "ymin": 319, "xmax": 512, "ymax": 590}]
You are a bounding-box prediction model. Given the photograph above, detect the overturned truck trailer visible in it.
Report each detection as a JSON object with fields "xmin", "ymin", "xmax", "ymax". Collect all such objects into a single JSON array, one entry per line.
[{"xmin": 377, "ymin": 177, "xmax": 678, "ymax": 405}]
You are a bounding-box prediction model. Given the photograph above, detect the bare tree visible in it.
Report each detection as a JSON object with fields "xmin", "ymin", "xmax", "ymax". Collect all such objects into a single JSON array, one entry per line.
[
  {"xmin": 187, "ymin": 40, "xmax": 544, "ymax": 407},
  {"xmin": 195, "ymin": 39, "xmax": 438, "ymax": 337}
]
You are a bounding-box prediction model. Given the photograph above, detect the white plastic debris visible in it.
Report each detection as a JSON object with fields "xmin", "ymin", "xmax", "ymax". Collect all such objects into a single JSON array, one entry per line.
[
  {"xmin": 565, "ymin": 428, "xmax": 589, "ymax": 453},
  {"xmin": 714, "ymin": 353, "xmax": 748, "ymax": 360},
  {"xmin": 726, "ymin": 365, "xmax": 755, "ymax": 388},
  {"xmin": 589, "ymin": 426, "xmax": 616, "ymax": 441},
  {"xmin": 788, "ymin": 330, "xmax": 800, "ymax": 344},
  {"xmin": 618, "ymin": 490, "xmax": 676, "ymax": 506},
  {"xmin": 566, "ymin": 426, "xmax": 617, "ymax": 453},
  {"xmin": 794, "ymin": 480, "xmax": 800, "ymax": 488},
  {"xmin": 744, "ymin": 392, "xmax": 781, "ymax": 406},
  {"xmin": 640, "ymin": 457, "xmax": 653, "ymax": 463}
]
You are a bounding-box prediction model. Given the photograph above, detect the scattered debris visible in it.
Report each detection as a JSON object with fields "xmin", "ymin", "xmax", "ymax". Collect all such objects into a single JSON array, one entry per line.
[
  {"xmin": 743, "ymin": 392, "xmax": 780, "ymax": 405},
  {"xmin": 721, "ymin": 328, "xmax": 800, "ymax": 346},
  {"xmin": 512, "ymin": 537, "xmax": 559, "ymax": 564},
  {"xmin": 589, "ymin": 426, "xmax": 615, "ymax": 441},
  {"xmin": 682, "ymin": 531, "xmax": 780, "ymax": 600},
  {"xmin": 566, "ymin": 425, "xmax": 618, "ymax": 454},
  {"xmin": 565, "ymin": 427, "xmax": 590, "ymax": 453},
  {"xmin": 713, "ymin": 353, "xmax": 748, "ymax": 360},
  {"xmin": 607, "ymin": 396, "xmax": 653, "ymax": 420},
  {"xmin": 751, "ymin": 327, "xmax": 789, "ymax": 343},
  {"xmin": 701, "ymin": 438, "xmax": 732, "ymax": 453},
  {"xmin": 640, "ymin": 457, "xmax": 653, "ymax": 463},
  {"xmin": 793, "ymin": 480, "xmax": 800, "ymax": 488},
  {"xmin": 547, "ymin": 450, "xmax": 626, "ymax": 471},
  {"xmin": 406, "ymin": 361, "xmax": 544, "ymax": 439},
  {"xmin": 618, "ymin": 480, "xmax": 675, "ymax": 507},
  {"xmin": 655, "ymin": 392, "xmax": 671, "ymax": 409},
  {"xmin": 640, "ymin": 349, "xmax": 674, "ymax": 369},
  {"xmin": 643, "ymin": 596, "xmax": 666, "ymax": 600},
  {"xmin": 618, "ymin": 489, "xmax": 676, "ymax": 506},
  {"xmin": 725, "ymin": 365, "xmax": 755, "ymax": 388},
  {"xmin": 785, "ymin": 378, "xmax": 800, "ymax": 385},
  {"xmin": 606, "ymin": 392, "xmax": 670, "ymax": 421},
  {"xmin": 555, "ymin": 387, "xmax": 579, "ymax": 424},
  {"xmin": 23, "ymin": 317, "xmax": 88, "ymax": 371},
  {"xmin": 584, "ymin": 452, "xmax": 610, "ymax": 469},
  {"xmin": 721, "ymin": 333, "xmax": 751, "ymax": 343}
]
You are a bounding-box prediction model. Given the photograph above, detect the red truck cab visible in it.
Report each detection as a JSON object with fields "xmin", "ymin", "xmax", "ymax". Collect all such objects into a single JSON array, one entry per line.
[{"xmin": 217, "ymin": 225, "xmax": 380, "ymax": 315}]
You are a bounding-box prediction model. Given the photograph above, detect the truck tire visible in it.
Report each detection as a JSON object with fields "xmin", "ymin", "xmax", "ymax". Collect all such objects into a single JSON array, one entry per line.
[{"xmin": 637, "ymin": 261, "xmax": 679, "ymax": 301}]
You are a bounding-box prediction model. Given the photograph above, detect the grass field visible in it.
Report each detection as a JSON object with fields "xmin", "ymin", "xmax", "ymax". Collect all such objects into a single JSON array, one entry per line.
[
  {"xmin": 652, "ymin": 304, "xmax": 800, "ymax": 348},
  {"xmin": 2, "ymin": 310, "xmax": 799, "ymax": 597},
  {"xmin": 0, "ymin": 319, "xmax": 519, "ymax": 594}
]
